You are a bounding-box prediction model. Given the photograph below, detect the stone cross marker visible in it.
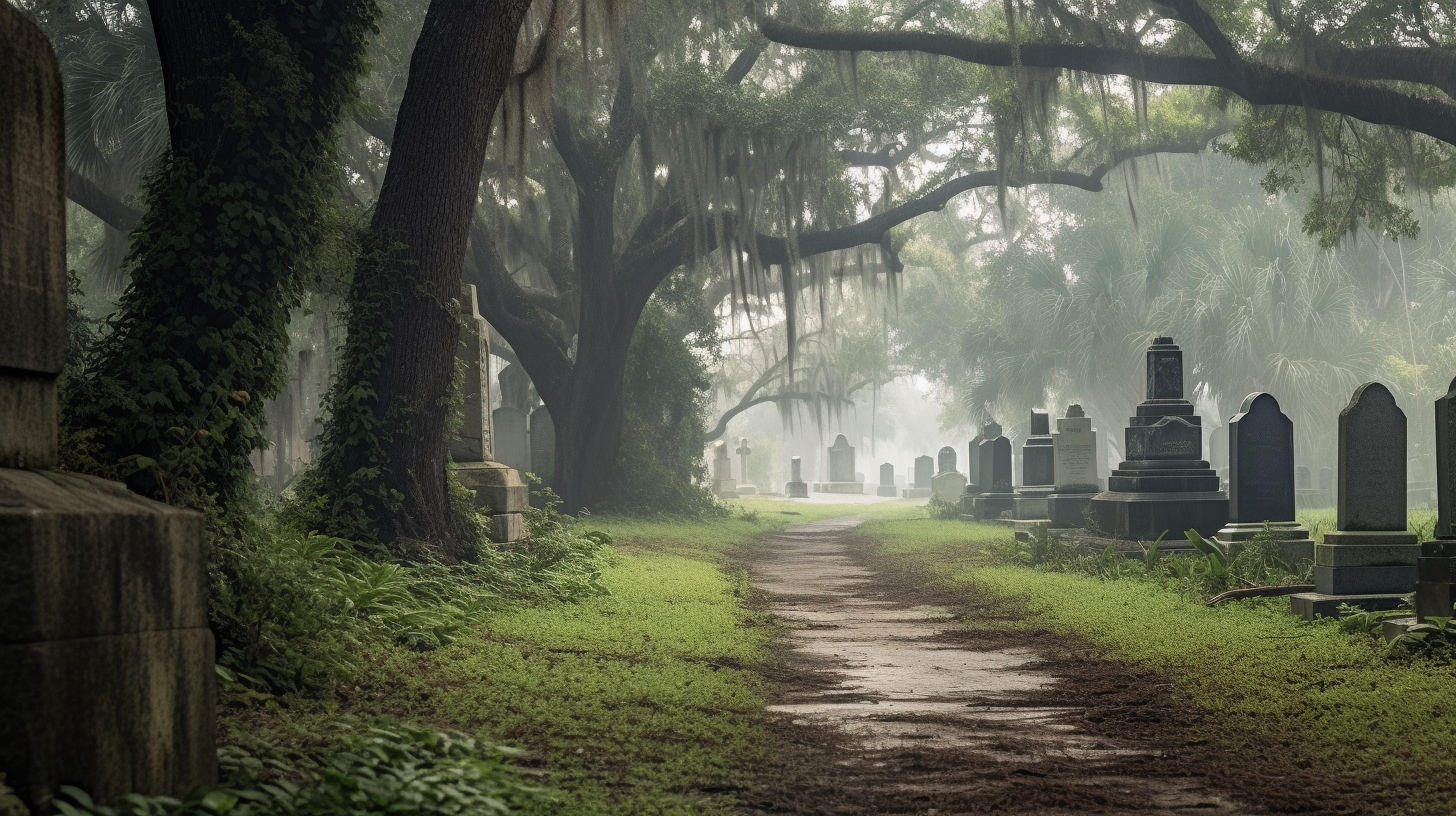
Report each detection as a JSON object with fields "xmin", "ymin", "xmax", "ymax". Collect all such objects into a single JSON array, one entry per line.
[
  {"xmin": 737, "ymin": 437, "xmax": 752, "ymax": 483},
  {"xmin": 451, "ymin": 285, "xmax": 492, "ymax": 464},
  {"xmin": 828, "ymin": 434, "xmax": 856, "ymax": 482},
  {"xmin": 913, "ymin": 455, "xmax": 933, "ymax": 489},
  {"xmin": 1228, "ymin": 392, "xmax": 1295, "ymax": 524},
  {"xmin": 1338, "ymin": 383, "xmax": 1407, "ymax": 531},
  {"xmin": 1, "ymin": 9, "xmax": 215, "ymax": 807},
  {"xmin": 1052, "ymin": 405, "xmax": 1098, "ymax": 492},
  {"xmin": 937, "ymin": 445, "xmax": 957, "ymax": 474}
]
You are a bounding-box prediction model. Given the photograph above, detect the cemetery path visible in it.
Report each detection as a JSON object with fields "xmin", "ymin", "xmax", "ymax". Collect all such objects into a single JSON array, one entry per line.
[{"xmin": 737, "ymin": 516, "xmax": 1266, "ymax": 816}]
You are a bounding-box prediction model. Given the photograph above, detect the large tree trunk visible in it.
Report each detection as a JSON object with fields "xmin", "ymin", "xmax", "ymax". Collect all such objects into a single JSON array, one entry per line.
[{"xmin": 314, "ymin": 0, "xmax": 532, "ymax": 550}]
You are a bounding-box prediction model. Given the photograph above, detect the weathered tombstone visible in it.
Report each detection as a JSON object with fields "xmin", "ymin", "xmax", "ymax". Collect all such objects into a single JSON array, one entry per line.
[
  {"xmin": 822, "ymin": 434, "xmax": 863, "ymax": 493},
  {"xmin": 1295, "ymin": 465, "xmax": 1320, "ymax": 510},
  {"xmin": 452, "ymin": 285, "xmax": 527, "ymax": 544},
  {"xmin": 965, "ymin": 432, "xmax": 985, "ymax": 492},
  {"xmin": 0, "ymin": 11, "xmax": 215, "ymax": 807},
  {"xmin": 1417, "ymin": 376, "xmax": 1456, "ymax": 620},
  {"xmin": 1319, "ymin": 466, "xmax": 1334, "ymax": 508},
  {"xmin": 491, "ymin": 406, "xmax": 530, "ymax": 472},
  {"xmin": 1047, "ymin": 405, "xmax": 1100, "ymax": 527},
  {"xmin": 735, "ymin": 437, "xmax": 757, "ymax": 494},
  {"xmin": 1291, "ymin": 382, "xmax": 1418, "ymax": 620},
  {"xmin": 931, "ymin": 445, "xmax": 967, "ymax": 502},
  {"xmin": 877, "ymin": 463, "xmax": 898, "ymax": 497},
  {"xmin": 529, "ymin": 406, "xmax": 554, "ymax": 483},
  {"xmin": 1214, "ymin": 393, "xmax": 1314, "ymax": 569},
  {"xmin": 497, "ymin": 362, "xmax": 533, "ymax": 412},
  {"xmin": 1014, "ymin": 410, "xmax": 1055, "ymax": 520},
  {"xmin": 712, "ymin": 441, "xmax": 737, "ymax": 497},
  {"xmin": 1296, "ymin": 466, "xmax": 1312, "ymax": 490},
  {"xmin": 1087, "ymin": 336, "xmax": 1228, "ymax": 540},
  {"xmin": 904, "ymin": 455, "xmax": 933, "ymax": 498},
  {"xmin": 785, "ymin": 456, "xmax": 809, "ymax": 498},
  {"xmin": 973, "ymin": 424, "xmax": 1016, "ymax": 519}
]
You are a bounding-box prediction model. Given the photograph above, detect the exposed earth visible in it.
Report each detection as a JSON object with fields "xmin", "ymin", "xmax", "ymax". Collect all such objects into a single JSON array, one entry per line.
[{"xmin": 737, "ymin": 515, "xmax": 1374, "ymax": 816}]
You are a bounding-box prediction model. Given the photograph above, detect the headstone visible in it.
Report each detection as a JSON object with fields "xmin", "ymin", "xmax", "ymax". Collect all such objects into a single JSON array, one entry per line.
[
  {"xmin": 1319, "ymin": 466, "xmax": 1334, "ymax": 508},
  {"xmin": 0, "ymin": 12, "xmax": 215, "ymax": 807},
  {"xmin": 735, "ymin": 437, "xmax": 757, "ymax": 494},
  {"xmin": 931, "ymin": 446, "xmax": 968, "ymax": 502},
  {"xmin": 785, "ymin": 455, "xmax": 809, "ymax": 498},
  {"xmin": 1021, "ymin": 410, "xmax": 1054, "ymax": 487},
  {"xmin": 712, "ymin": 441, "xmax": 737, "ymax": 497},
  {"xmin": 973, "ymin": 424, "xmax": 1016, "ymax": 519},
  {"xmin": 491, "ymin": 406, "xmax": 530, "ymax": 472},
  {"xmin": 937, "ymin": 445, "xmax": 957, "ymax": 475},
  {"xmin": 1047, "ymin": 404, "xmax": 1100, "ymax": 527},
  {"xmin": 497, "ymin": 362, "xmax": 532, "ymax": 412},
  {"xmin": 1291, "ymin": 382, "xmax": 1418, "ymax": 620},
  {"xmin": 821, "ymin": 434, "xmax": 863, "ymax": 493},
  {"xmin": 903, "ymin": 455, "xmax": 933, "ymax": 498},
  {"xmin": 1296, "ymin": 467, "xmax": 1312, "ymax": 490},
  {"xmin": 1417, "ymin": 377, "xmax": 1456, "ymax": 620},
  {"xmin": 1087, "ymin": 336, "xmax": 1228, "ymax": 541},
  {"xmin": 451, "ymin": 285, "xmax": 493, "ymax": 464},
  {"xmin": 529, "ymin": 406, "xmax": 554, "ymax": 482},
  {"xmin": 877, "ymin": 462, "xmax": 898, "ymax": 497},
  {"xmin": 966, "ymin": 432, "xmax": 985, "ymax": 492},
  {"xmin": 1215, "ymin": 393, "xmax": 1313, "ymax": 569}
]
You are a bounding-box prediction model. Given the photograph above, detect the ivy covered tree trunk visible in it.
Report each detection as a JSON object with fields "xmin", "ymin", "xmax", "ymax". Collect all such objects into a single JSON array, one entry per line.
[
  {"xmin": 63, "ymin": 0, "xmax": 378, "ymax": 516},
  {"xmin": 311, "ymin": 0, "xmax": 533, "ymax": 550}
]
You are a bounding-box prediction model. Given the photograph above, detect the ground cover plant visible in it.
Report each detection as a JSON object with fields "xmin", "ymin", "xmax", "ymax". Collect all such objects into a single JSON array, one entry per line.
[{"xmin": 862, "ymin": 515, "xmax": 1456, "ymax": 814}]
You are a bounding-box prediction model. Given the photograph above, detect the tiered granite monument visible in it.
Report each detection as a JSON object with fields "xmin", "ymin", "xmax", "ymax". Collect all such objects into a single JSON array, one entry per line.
[
  {"xmin": 735, "ymin": 437, "xmax": 758, "ymax": 494},
  {"xmin": 973, "ymin": 424, "xmax": 1015, "ymax": 519},
  {"xmin": 785, "ymin": 456, "xmax": 809, "ymax": 498},
  {"xmin": 904, "ymin": 455, "xmax": 933, "ymax": 498},
  {"xmin": 1, "ymin": 12, "xmax": 216, "ymax": 806},
  {"xmin": 1214, "ymin": 393, "xmax": 1314, "ymax": 569},
  {"xmin": 711, "ymin": 441, "xmax": 737, "ymax": 497},
  {"xmin": 453, "ymin": 285, "xmax": 529, "ymax": 544},
  {"xmin": 931, "ymin": 446, "xmax": 967, "ymax": 502},
  {"xmin": 1087, "ymin": 336, "xmax": 1228, "ymax": 541},
  {"xmin": 1047, "ymin": 405, "xmax": 1100, "ymax": 527},
  {"xmin": 1291, "ymin": 383, "xmax": 1418, "ymax": 619},
  {"xmin": 877, "ymin": 463, "xmax": 899, "ymax": 497},
  {"xmin": 1417, "ymin": 377, "xmax": 1456, "ymax": 620},
  {"xmin": 1013, "ymin": 410, "xmax": 1055, "ymax": 519},
  {"xmin": 818, "ymin": 434, "xmax": 864, "ymax": 493}
]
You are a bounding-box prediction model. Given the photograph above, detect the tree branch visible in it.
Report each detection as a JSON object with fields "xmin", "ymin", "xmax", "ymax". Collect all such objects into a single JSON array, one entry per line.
[
  {"xmin": 704, "ymin": 391, "xmax": 846, "ymax": 444},
  {"xmin": 354, "ymin": 113, "xmax": 396, "ymax": 146},
  {"xmin": 724, "ymin": 47, "xmax": 762, "ymax": 85},
  {"xmin": 67, "ymin": 167, "xmax": 142, "ymax": 233},
  {"xmin": 759, "ymin": 18, "xmax": 1456, "ymax": 148}
]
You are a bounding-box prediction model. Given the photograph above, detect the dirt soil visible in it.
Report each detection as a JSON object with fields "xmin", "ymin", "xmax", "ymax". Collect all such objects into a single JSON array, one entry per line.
[{"xmin": 736, "ymin": 516, "xmax": 1378, "ymax": 816}]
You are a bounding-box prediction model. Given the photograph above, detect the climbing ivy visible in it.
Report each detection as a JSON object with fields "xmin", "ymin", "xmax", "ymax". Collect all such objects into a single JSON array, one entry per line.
[{"xmin": 62, "ymin": 2, "xmax": 379, "ymax": 522}]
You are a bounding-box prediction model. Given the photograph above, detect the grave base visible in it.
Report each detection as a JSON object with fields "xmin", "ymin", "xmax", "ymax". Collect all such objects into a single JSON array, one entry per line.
[
  {"xmin": 875, "ymin": 485, "xmax": 899, "ymax": 497},
  {"xmin": 974, "ymin": 493, "xmax": 1016, "ymax": 521},
  {"xmin": 1013, "ymin": 519, "xmax": 1051, "ymax": 541},
  {"xmin": 1213, "ymin": 521, "xmax": 1315, "ymax": 570},
  {"xmin": 1085, "ymin": 490, "xmax": 1228, "ymax": 542},
  {"xmin": 1290, "ymin": 592, "xmax": 1408, "ymax": 621},
  {"xmin": 736, "ymin": 484, "xmax": 758, "ymax": 495},
  {"xmin": 1046, "ymin": 492, "xmax": 1096, "ymax": 528},
  {"xmin": 1013, "ymin": 487, "xmax": 1053, "ymax": 520},
  {"xmin": 817, "ymin": 481, "xmax": 864, "ymax": 494},
  {"xmin": 1314, "ymin": 531, "xmax": 1418, "ymax": 595},
  {"xmin": 901, "ymin": 487, "xmax": 932, "ymax": 499},
  {"xmin": 785, "ymin": 481, "xmax": 809, "ymax": 498}
]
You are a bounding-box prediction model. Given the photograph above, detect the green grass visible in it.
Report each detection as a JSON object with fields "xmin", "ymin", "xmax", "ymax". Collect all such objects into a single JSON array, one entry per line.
[
  {"xmin": 1297, "ymin": 507, "xmax": 1437, "ymax": 542},
  {"xmin": 864, "ymin": 516, "xmax": 1456, "ymax": 815}
]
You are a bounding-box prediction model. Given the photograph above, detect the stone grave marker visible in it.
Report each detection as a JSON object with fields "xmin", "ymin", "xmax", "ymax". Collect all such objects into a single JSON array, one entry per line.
[
  {"xmin": 452, "ymin": 285, "xmax": 527, "ymax": 544},
  {"xmin": 877, "ymin": 462, "xmax": 898, "ymax": 497},
  {"xmin": 785, "ymin": 456, "xmax": 809, "ymax": 498},
  {"xmin": 1048, "ymin": 405, "xmax": 1100, "ymax": 527},
  {"xmin": 1215, "ymin": 393, "xmax": 1313, "ymax": 568},
  {"xmin": 1014, "ymin": 410, "xmax": 1055, "ymax": 520},
  {"xmin": 735, "ymin": 437, "xmax": 757, "ymax": 494},
  {"xmin": 1292, "ymin": 382, "xmax": 1418, "ymax": 619},
  {"xmin": 1, "ymin": 11, "xmax": 215, "ymax": 806},
  {"xmin": 821, "ymin": 434, "xmax": 863, "ymax": 493},
  {"xmin": 966, "ymin": 431, "xmax": 984, "ymax": 492},
  {"xmin": 931, "ymin": 445, "xmax": 967, "ymax": 502},
  {"xmin": 491, "ymin": 406, "xmax": 530, "ymax": 472},
  {"xmin": 1296, "ymin": 466, "xmax": 1312, "ymax": 490},
  {"xmin": 973, "ymin": 424, "xmax": 1015, "ymax": 519},
  {"xmin": 1417, "ymin": 376, "xmax": 1456, "ymax": 620},
  {"xmin": 904, "ymin": 455, "xmax": 933, "ymax": 498},
  {"xmin": 529, "ymin": 406, "xmax": 554, "ymax": 482},
  {"xmin": 712, "ymin": 441, "xmax": 736, "ymax": 496}
]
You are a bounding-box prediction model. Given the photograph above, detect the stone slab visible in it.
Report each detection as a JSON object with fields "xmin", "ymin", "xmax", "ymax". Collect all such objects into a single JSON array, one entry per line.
[
  {"xmin": 488, "ymin": 512, "xmax": 525, "ymax": 544},
  {"xmin": 785, "ymin": 481, "xmax": 809, "ymax": 498},
  {"xmin": 1086, "ymin": 490, "xmax": 1227, "ymax": 542},
  {"xmin": 0, "ymin": 371, "xmax": 58, "ymax": 470},
  {"xmin": 875, "ymin": 485, "xmax": 899, "ymax": 497},
  {"xmin": 1012, "ymin": 495, "xmax": 1049, "ymax": 520},
  {"xmin": 736, "ymin": 484, "xmax": 758, "ymax": 495},
  {"xmin": 1213, "ymin": 522, "xmax": 1314, "ymax": 569},
  {"xmin": 1012, "ymin": 519, "xmax": 1050, "ymax": 542},
  {"xmin": 1291, "ymin": 592, "xmax": 1408, "ymax": 621},
  {"xmin": 455, "ymin": 462, "xmax": 529, "ymax": 515},
  {"xmin": 931, "ymin": 471, "xmax": 967, "ymax": 503},
  {"xmin": 1315, "ymin": 539, "xmax": 1420, "ymax": 568},
  {"xmin": 0, "ymin": 469, "xmax": 206, "ymax": 643},
  {"xmin": 1314, "ymin": 564, "xmax": 1417, "ymax": 596},
  {"xmin": 1046, "ymin": 493, "xmax": 1095, "ymax": 528},
  {"xmin": 818, "ymin": 481, "xmax": 864, "ymax": 494},
  {"xmin": 0, "ymin": 629, "xmax": 217, "ymax": 811},
  {"xmin": 1416, "ymin": 582, "xmax": 1455, "ymax": 620},
  {"xmin": 1418, "ymin": 556, "xmax": 1456, "ymax": 583},
  {"xmin": 974, "ymin": 494, "xmax": 1016, "ymax": 521}
]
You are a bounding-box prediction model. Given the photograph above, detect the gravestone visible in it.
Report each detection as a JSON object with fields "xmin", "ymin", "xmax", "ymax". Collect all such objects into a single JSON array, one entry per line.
[
  {"xmin": 785, "ymin": 456, "xmax": 809, "ymax": 498},
  {"xmin": 0, "ymin": 11, "xmax": 216, "ymax": 808},
  {"xmin": 904, "ymin": 455, "xmax": 933, "ymax": 498},
  {"xmin": 712, "ymin": 441, "xmax": 737, "ymax": 497},
  {"xmin": 877, "ymin": 463, "xmax": 898, "ymax": 497},
  {"xmin": 1417, "ymin": 376, "xmax": 1456, "ymax": 620},
  {"xmin": 529, "ymin": 407, "xmax": 554, "ymax": 481},
  {"xmin": 931, "ymin": 445, "xmax": 967, "ymax": 502},
  {"xmin": 1319, "ymin": 466, "xmax": 1334, "ymax": 508},
  {"xmin": 1296, "ymin": 467, "xmax": 1312, "ymax": 490},
  {"xmin": 1214, "ymin": 393, "xmax": 1314, "ymax": 569},
  {"xmin": 821, "ymin": 434, "xmax": 863, "ymax": 493},
  {"xmin": 1087, "ymin": 336, "xmax": 1228, "ymax": 541},
  {"xmin": 497, "ymin": 362, "xmax": 532, "ymax": 412},
  {"xmin": 1014, "ymin": 410, "xmax": 1055, "ymax": 520},
  {"xmin": 1047, "ymin": 405, "xmax": 1100, "ymax": 527},
  {"xmin": 492, "ymin": 406, "xmax": 530, "ymax": 472},
  {"xmin": 1295, "ymin": 465, "xmax": 1321, "ymax": 510},
  {"xmin": 961, "ymin": 425, "xmax": 995, "ymax": 513},
  {"xmin": 735, "ymin": 437, "xmax": 757, "ymax": 494},
  {"xmin": 1291, "ymin": 382, "xmax": 1418, "ymax": 620},
  {"xmin": 452, "ymin": 285, "xmax": 526, "ymax": 544},
  {"xmin": 973, "ymin": 424, "xmax": 1015, "ymax": 519}
]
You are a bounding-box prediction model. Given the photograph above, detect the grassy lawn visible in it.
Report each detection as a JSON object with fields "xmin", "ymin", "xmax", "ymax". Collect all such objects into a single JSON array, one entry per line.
[
  {"xmin": 863, "ymin": 515, "xmax": 1456, "ymax": 815},
  {"xmin": 221, "ymin": 496, "xmax": 918, "ymax": 816}
]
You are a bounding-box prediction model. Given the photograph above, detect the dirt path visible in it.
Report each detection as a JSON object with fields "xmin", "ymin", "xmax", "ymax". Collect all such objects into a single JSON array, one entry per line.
[{"xmin": 739, "ymin": 516, "xmax": 1259, "ymax": 815}]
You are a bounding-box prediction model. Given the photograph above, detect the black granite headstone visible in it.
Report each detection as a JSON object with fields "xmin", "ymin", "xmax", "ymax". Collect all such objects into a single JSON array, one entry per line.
[
  {"xmin": 1228, "ymin": 392, "xmax": 1295, "ymax": 524},
  {"xmin": 1022, "ymin": 410, "xmax": 1054, "ymax": 487},
  {"xmin": 937, "ymin": 445, "xmax": 957, "ymax": 474},
  {"xmin": 1338, "ymin": 383, "xmax": 1406, "ymax": 531}
]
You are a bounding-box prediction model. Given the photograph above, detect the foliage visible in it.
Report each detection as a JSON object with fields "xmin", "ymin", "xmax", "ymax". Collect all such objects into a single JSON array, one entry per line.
[
  {"xmin": 924, "ymin": 493, "xmax": 960, "ymax": 519},
  {"xmin": 59, "ymin": 0, "xmax": 380, "ymax": 521},
  {"xmin": 53, "ymin": 725, "xmax": 547, "ymax": 816}
]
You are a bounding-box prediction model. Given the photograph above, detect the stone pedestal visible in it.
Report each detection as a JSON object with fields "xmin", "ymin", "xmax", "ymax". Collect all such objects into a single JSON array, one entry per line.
[
  {"xmin": 974, "ymin": 493, "xmax": 1016, "ymax": 520},
  {"xmin": 736, "ymin": 484, "xmax": 758, "ymax": 495},
  {"xmin": 1214, "ymin": 522, "xmax": 1315, "ymax": 571},
  {"xmin": 1012, "ymin": 486, "xmax": 1053, "ymax": 520},
  {"xmin": 456, "ymin": 462, "xmax": 529, "ymax": 543},
  {"xmin": 786, "ymin": 481, "xmax": 809, "ymax": 498},
  {"xmin": 1047, "ymin": 492, "xmax": 1096, "ymax": 528},
  {"xmin": 931, "ymin": 470, "xmax": 967, "ymax": 503},
  {"xmin": 876, "ymin": 484, "xmax": 899, "ymax": 497},
  {"xmin": 902, "ymin": 487, "xmax": 931, "ymax": 499},
  {"xmin": 818, "ymin": 481, "xmax": 864, "ymax": 494},
  {"xmin": 1417, "ymin": 541, "xmax": 1456, "ymax": 619},
  {"xmin": 1311, "ymin": 531, "xmax": 1418, "ymax": 594}
]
